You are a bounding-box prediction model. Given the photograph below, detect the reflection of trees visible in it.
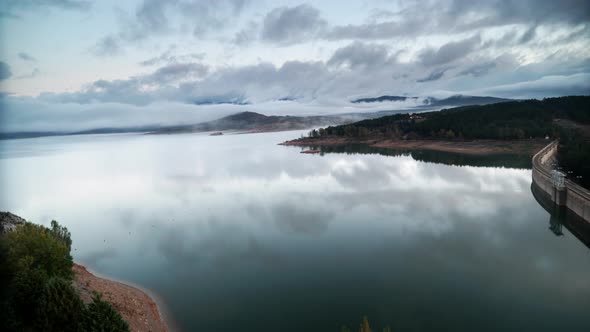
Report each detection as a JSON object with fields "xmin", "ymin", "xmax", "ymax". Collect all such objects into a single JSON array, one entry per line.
[{"xmin": 304, "ymin": 144, "xmax": 531, "ymax": 169}]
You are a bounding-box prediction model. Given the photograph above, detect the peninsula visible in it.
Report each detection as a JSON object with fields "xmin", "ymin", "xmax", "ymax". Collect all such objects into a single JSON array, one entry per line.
[{"xmin": 282, "ymin": 96, "xmax": 590, "ymax": 160}]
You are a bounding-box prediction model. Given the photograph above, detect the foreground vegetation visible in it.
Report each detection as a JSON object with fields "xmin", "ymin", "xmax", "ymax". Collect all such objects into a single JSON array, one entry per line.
[{"xmin": 0, "ymin": 220, "xmax": 129, "ymax": 332}]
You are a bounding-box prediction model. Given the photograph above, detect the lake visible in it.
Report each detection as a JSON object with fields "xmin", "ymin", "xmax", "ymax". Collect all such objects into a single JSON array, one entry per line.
[{"xmin": 1, "ymin": 131, "xmax": 589, "ymax": 332}]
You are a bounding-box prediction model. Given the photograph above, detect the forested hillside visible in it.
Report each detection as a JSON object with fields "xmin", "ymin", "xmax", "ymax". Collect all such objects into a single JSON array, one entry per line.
[{"xmin": 310, "ymin": 96, "xmax": 590, "ymax": 140}]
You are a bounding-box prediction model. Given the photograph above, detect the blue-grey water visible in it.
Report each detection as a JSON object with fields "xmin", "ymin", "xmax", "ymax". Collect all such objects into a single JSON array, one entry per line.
[{"xmin": 0, "ymin": 131, "xmax": 588, "ymax": 332}]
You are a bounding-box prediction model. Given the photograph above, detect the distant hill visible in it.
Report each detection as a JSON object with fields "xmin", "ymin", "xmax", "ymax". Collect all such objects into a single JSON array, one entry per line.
[
  {"xmin": 424, "ymin": 95, "xmax": 512, "ymax": 107},
  {"xmin": 154, "ymin": 111, "xmax": 348, "ymax": 134},
  {"xmin": 351, "ymin": 94, "xmax": 511, "ymax": 107},
  {"xmin": 351, "ymin": 95, "xmax": 416, "ymax": 103},
  {"xmin": 0, "ymin": 112, "xmax": 349, "ymax": 140}
]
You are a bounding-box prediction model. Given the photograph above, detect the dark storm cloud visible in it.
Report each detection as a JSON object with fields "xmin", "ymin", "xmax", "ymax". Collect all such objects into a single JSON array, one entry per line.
[
  {"xmin": 458, "ymin": 62, "xmax": 497, "ymax": 77},
  {"xmin": 254, "ymin": 0, "xmax": 589, "ymax": 44},
  {"xmin": 519, "ymin": 26, "xmax": 537, "ymax": 44},
  {"xmin": 419, "ymin": 35, "xmax": 481, "ymax": 66},
  {"xmin": 450, "ymin": 0, "xmax": 590, "ymax": 28},
  {"xmin": 0, "ymin": 61, "xmax": 12, "ymax": 81},
  {"xmin": 17, "ymin": 52, "xmax": 36, "ymax": 62},
  {"xmin": 260, "ymin": 4, "xmax": 327, "ymax": 44},
  {"xmin": 370, "ymin": 0, "xmax": 587, "ymax": 40},
  {"xmin": 327, "ymin": 41, "xmax": 392, "ymax": 69},
  {"xmin": 416, "ymin": 68, "xmax": 447, "ymax": 82}
]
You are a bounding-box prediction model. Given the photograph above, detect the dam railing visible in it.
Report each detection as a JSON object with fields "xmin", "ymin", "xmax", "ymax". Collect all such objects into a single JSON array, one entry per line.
[{"xmin": 531, "ymin": 140, "xmax": 590, "ymax": 222}]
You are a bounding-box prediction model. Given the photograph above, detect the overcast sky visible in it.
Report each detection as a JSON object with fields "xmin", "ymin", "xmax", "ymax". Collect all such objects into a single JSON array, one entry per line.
[{"xmin": 0, "ymin": 0, "xmax": 589, "ymax": 132}]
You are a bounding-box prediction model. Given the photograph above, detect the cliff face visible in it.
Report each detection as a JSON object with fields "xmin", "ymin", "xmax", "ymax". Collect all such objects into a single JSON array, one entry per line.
[{"xmin": 0, "ymin": 211, "xmax": 26, "ymax": 235}]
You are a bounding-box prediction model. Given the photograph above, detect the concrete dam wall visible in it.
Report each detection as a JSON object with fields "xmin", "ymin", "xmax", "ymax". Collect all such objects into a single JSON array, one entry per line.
[{"xmin": 532, "ymin": 141, "xmax": 590, "ymax": 222}]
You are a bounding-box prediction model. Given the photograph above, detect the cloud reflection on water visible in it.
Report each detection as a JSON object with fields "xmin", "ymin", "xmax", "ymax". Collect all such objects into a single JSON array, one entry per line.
[{"xmin": 0, "ymin": 131, "xmax": 588, "ymax": 331}]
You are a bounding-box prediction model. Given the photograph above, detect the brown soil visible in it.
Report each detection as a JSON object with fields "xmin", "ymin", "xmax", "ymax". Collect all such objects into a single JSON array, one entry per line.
[
  {"xmin": 281, "ymin": 137, "xmax": 548, "ymax": 156},
  {"xmin": 72, "ymin": 264, "xmax": 168, "ymax": 332}
]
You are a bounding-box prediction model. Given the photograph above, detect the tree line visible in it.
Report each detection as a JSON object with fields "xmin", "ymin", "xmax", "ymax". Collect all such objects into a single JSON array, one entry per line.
[{"xmin": 308, "ymin": 96, "xmax": 590, "ymax": 141}]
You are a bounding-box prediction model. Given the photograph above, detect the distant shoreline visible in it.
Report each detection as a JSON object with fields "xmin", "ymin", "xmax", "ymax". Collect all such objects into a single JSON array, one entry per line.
[{"xmin": 281, "ymin": 137, "xmax": 549, "ymax": 156}]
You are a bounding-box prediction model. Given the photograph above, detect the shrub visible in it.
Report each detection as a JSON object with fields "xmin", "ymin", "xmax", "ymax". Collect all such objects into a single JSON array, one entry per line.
[
  {"xmin": 4, "ymin": 222, "xmax": 73, "ymax": 280},
  {"xmin": 35, "ymin": 277, "xmax": 86, "ymax": 332},
  {"xmin": 1, "ymin": 219, "xmax": 130, "ymax": 332},
  {"xmin": 83, "ymin": 292, "xmax": 130, "ymax": 332}
]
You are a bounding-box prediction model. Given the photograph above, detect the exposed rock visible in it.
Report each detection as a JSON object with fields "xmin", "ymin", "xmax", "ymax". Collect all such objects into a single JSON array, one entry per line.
[{"xmin": 0, "ymin": 211, "xmax": 26, "ymax": 235}]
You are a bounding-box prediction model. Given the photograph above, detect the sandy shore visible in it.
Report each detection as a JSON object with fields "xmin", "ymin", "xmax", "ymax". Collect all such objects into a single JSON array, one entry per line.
[
  {"xmin": 72, "ymin": 264, "xmax": 168, "ymax": 332},
  {"xmin": 281, "ymin": 137, "xmax": 548, "ymax": 156}
]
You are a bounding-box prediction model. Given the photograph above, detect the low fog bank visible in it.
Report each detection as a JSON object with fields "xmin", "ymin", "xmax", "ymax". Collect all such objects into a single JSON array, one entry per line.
[{"xmin": 0, "ymin": 96, "xmax": 429, "ymax": 134}]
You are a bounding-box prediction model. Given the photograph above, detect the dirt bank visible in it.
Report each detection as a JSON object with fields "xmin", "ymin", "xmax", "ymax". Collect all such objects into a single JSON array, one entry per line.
[
  {"xmin": 72, "ymin": 264, "xmax": 168, "ymax": 332},
  {"xmin": 281, "ymin": 137, "xmax": 548, "ymax": 156}
]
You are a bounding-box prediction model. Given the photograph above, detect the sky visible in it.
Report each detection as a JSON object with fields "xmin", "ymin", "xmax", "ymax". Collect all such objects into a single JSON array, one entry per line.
[{"xmin": 0, "ymin": 0, "xmax": 589, "ymax": 132}]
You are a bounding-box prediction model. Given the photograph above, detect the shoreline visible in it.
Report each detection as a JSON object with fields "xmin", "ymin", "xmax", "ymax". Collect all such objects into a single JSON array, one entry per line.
[
  {"xmin": 72, "ymin": 263, "xmax": 170, "ymax": 332},
  {"xmin": 280, "ymin": 137, "xmax": 549, "ymax": 156}
]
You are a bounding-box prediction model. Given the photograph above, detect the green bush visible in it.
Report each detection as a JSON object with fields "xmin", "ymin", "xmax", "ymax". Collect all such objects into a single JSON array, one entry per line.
[
  {"xmin": 0, "ymin": 219, "xmax": 130, "ymax": 332},
  {"xmin": 35, "ymin": 277, "xmax": 86, "ymax": 332},
  {"xmin": 9, "ymin": 256, "xmax": 49, "ymax": 324},
  {"xmin": 4, "ymin": 222, "xmax": 73, "ymax": 280},
  {"xmin": 84, "ymin": 292, "xmax": 130, "ymax": 332}
]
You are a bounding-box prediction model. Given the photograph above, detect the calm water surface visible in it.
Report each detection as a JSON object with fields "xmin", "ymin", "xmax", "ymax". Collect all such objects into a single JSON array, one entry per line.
[{"xmin": 0, "ymin": 131, "xmax": 589, "ymax": 332}]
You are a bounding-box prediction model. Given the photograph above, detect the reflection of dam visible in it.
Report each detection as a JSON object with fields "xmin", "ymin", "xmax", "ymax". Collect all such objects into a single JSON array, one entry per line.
[
  {"xmin": 531, "ymin": 141, "xmax": 590, "ymax": 222},
  {"xmin": 531, "ymin": 182, "xmax": 590, "ymax": 249}
]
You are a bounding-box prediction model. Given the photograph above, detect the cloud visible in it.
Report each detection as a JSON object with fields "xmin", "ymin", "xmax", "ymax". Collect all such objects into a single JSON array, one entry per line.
[
  {"xmin": 16, "ymin": 68, "xmax": 40, "ymax": 79},
  {"xmin": 327, "ymin": 41, "xmax": 392, "ymax": 69},
  {"xmin": 145, "ymin": 62, "xmax": 209, "ymax": 84},
  {"xmin": 417, "ymin": 68, "xmax": 447, "ymax": 82},
  {"xmin": 450, "ymin": 0, "xmax": 590, "ymax": 28},
  {"xmin": 0, "ymin": 61, "xmax": 12, "ymax": 81},
  {"xmin": 467, "ymin": 73, "xmax": 590, "ymax": 99},
  {"xmin": 17, "ymin": 52, "xmax": 36, "ymax": 62},
  {"xmin": 92, "ymin": 0, "xmax": 249, "ymax": 56},
  {"xmin": 519, "ymin": 25, "xmax": 537, "ymax": 44},
  {"xmin": 0, "ymin": 0, "xmax": 91, "ymax": 15},
  {"xmin": 419, "ymin": 35, "xmax": 481, "ymax": 66},
  {"xmin": 91, "ymin": 36, "xmax": 122, "ymax": 57},
  {"xmin": 271, "ymin": 202, "xmax": 334, "ymax": 235},
  {"xmin": 139, "ymin": 47, "xmax": 205, "ymax": 66},
  {"xmin": 260, "ymin": 4, "xmax": 327, "ymax": 44},
  {"xmin": 457, "ymin": 62, "xmax": 497, "ymax": 77},
  {"xmin": 0, "ymin": 98, "xmax": 240, "ymax": 133},
  {"xmin": 273, "ymin": 0, "xmax": 589, "ymax": 43},
  {"xmin": 233, "ymin": 21, "xmax": 259, "ymax": 46}
]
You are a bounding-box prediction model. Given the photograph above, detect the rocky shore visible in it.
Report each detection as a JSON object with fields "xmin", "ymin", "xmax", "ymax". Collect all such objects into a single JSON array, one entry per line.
[{"xmin": 72, "ymin": 264, "xmax": 168, "ymax": 332}]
